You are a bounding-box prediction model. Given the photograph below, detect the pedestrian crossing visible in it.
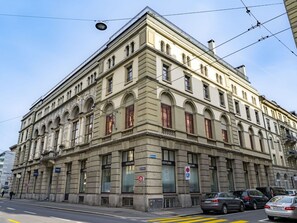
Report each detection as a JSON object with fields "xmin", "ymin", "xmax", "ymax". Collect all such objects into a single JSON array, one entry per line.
[{"xmin": 147, "ymin": 216, "xmax": 248, "ymax": 223}]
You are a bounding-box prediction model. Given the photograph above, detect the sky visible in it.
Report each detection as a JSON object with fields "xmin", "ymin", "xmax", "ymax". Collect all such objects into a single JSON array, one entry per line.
[{"xmin": 0, "ymin": 0, "xmax": 296, "ymax": 153}]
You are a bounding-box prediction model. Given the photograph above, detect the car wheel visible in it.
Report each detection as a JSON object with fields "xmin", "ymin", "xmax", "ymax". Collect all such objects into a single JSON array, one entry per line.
[
  {"xmin": 221, "ymin": 205, "xmax": 228, "ymax": 214},
  {"xmin": 252, "ymin": 202, "xmax": 257, "ymax": 210},
  {"xmin": 239, "ymin": 203, "xmax": 244, "ymax": 212},
  {"xmin": 268, "ymin": 216, "xmax": 274, "ymax": 221},
  {"xmin": 202, "ymin": 209, "xmax": 209, "ymax": 214}
]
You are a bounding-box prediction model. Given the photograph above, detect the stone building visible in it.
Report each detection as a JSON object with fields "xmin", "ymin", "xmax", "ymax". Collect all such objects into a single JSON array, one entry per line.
[
  {"xmin": 11, "ymin": 7, "xmax": 296, "ymax": 211},
  {"xmin": 0, "ymin": 150, "xmax": 15, "ymax": 190}
]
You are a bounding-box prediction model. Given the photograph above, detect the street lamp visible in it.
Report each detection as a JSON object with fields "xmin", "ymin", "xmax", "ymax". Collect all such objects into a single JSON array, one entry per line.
[{"xmin": 95, "ymin": 21, "xmax": 107, "ymax": 31}]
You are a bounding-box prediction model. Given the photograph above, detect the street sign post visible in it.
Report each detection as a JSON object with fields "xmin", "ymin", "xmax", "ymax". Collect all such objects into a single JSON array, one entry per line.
[{"xmin": 185, "ymin": 166, "xmax": 190, "ymax": 181}]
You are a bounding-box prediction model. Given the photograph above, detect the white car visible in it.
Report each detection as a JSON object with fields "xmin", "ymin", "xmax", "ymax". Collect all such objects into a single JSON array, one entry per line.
[
  {"xmin": 264, "ymin": 195, "xmax": 297, "ymax": 221},
  {"xmin": 286, "ymin": 189, "xmax": 297, "ymax": 196}
]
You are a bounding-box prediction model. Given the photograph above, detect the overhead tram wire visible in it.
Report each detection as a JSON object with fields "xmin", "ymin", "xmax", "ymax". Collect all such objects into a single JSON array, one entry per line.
[
  {"xmin": 0, "ymin": 3, "xmax": 283, "ymax": 23},
  {"xmin": 0, "ymin": 116, "xmax": 23, "ymax": 124},
  {"xmin": 239, "ymin": 0, "xmax": 297, "ymax": 58}
]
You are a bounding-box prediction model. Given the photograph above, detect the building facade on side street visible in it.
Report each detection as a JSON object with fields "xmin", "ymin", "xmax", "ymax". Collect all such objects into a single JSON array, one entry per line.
[
  {"xmin": 10, "ymin": 8, "xmax": 297, "ymax": 211},
  {"xmin": 0, "ymin": 150, "xmax": 15, "ymax": 191}
]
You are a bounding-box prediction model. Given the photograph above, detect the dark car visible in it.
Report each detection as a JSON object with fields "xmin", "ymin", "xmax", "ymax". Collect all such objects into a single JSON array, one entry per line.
[
  {"xmin": 233, "ymin": 189, "xmax": 269, "ymax": 210},
  {"xmin": 201, "ymin": 192, "xmax": 245, "ymax": 214},
  {"xmin": 256, "ymin": 186, "xmax": 287, "ymax": 199}
]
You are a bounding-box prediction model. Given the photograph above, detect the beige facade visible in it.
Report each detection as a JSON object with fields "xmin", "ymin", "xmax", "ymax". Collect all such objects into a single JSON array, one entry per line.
[{"xmin": 11, "ymin": 8, "xmax": 296, "ymax": 211}]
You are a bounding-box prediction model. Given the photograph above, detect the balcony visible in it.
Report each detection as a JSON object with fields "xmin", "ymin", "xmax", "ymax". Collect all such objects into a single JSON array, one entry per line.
[
  {"xmin": 282, "ymin": 134, "xmax": 297, "ymax": 145},
  {"xmin": 40, "ymin": 150, "xmax": 57, "ymax": 165},
  {"xmin": 287, "ymin": 150, "xmax": 297, "ymax": 158}
]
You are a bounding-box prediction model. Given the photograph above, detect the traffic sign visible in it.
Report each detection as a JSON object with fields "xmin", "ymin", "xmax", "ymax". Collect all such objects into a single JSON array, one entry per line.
[
  {"xmin": 137, "ymin": 175, "xmax": 144, "ymax": 183},
  {"xmin": 185, "ymin": 166, "xmax": 191, "ymax": 181}
]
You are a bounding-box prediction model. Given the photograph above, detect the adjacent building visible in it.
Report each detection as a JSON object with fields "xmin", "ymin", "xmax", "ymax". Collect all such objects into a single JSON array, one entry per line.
[
  {"xmin": 0, "ymin": 150, "xmax": 15, "ymax": 190},
  {"xmin": 284, "ymin": 0, "xmax": 297, "ymax": 47},
  {"xmin": 11, "ymin": 7, "xmax": 297, "ymax": 211}
]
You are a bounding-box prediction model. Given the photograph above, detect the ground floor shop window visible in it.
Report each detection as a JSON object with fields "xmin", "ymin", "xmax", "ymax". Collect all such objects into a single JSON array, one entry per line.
[
  {"xmin": 79, "ymin": 160, "xmax": 87, "ymax": 193},
  {"xmin": 209, "ymin": 156, "xmax": 218, "ymax": 192},
  {"xmin": 122, "ymin": 150, "xmax": 134, "ymax": 193},
  {"xmin": 162, "ymin": 149, "xmax": 176, "ymax": 193},
  {"xmin": 188, "ymin": 153, "xmax": 200, "ymax": 193},
  {"xmin": 65, "ymin": 162, "xmax": 72, "ymax": 200},
  {"xmin": 226, "ymin": 159, "xmax": 234, "ymax": 191},
  {"xmin": 101, "ymin": 154, "xmax": 111, "ymax": 193}
]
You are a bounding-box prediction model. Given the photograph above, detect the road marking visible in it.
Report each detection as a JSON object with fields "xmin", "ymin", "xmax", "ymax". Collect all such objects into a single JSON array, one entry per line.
[
  {"xmin": 231, "ymin": 221, "xmax": 248, "ymax": 223},
  {"xmin": 148, "ymin": 216, "xmax": 203, "ymax": 222},
  {"xmin": 8, "ymin": 219, "xmax": 20, "ymax": 223},
  {"xmin": 24, "ymin": 211, "xmax": 36, "ymax": 215},
  {"xmin": 7, "ymin": 207, "xmax": 16, "ymax": 210},
  {"xmin": 51, "ymin": 217, "xmax": 71, "ymax": 221},
  {"xmin": 206, "ymin": 220, "xmax": 227, "ymax": 223},
  {"xmin": 259, "ymin": 219, "xmax": 269, "ymax": 222}
]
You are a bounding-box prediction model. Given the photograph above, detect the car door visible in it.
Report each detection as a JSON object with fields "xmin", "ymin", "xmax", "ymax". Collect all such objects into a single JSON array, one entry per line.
[
  {"xmin": 227, "ymin": 192, "xmax": 238, "ymax": 210},
  {"xmin": 255, "ymin": 190, "xmax": 267, "ymax": 207}
]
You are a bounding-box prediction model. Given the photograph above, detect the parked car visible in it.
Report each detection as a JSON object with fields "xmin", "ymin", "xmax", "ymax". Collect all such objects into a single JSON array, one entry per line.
[
  {"xmin": 256, "ymin": 186, "xmax": 287, "ymax": 199},
  {"xmin": 264, "ymin": 195, "xmax": 297, "ymax": 221},
  {"xmin": 286, "ymin": 189, "xmax": 297, "ymax": 196},
  {"xmin": 201, "ymin": 192, "xmax": 245, "ymax": 214},
  {"xmin": 233, "ymin": 189, "xmax": 269, "ymax": 210}
]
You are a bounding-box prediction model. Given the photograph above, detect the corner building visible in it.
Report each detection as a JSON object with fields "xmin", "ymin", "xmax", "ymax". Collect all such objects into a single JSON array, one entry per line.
[{"xmin": 12, "ymin": 8, "xmax": 280, "ymax": 211}]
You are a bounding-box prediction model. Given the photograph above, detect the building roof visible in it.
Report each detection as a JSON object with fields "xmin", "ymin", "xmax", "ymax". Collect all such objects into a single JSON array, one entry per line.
[{"xmin": 284, "ymin": 0, "xmax": 297, "ymax": 47}]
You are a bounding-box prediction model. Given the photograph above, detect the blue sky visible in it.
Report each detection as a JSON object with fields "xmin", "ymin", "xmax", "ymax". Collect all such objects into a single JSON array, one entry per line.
[{"xmin": 0, "ymin": 0, "xmax": 296, "ymax": 153}]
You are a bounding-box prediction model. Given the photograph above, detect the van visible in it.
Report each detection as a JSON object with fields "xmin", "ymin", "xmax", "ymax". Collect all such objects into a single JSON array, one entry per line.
[{"xmin": 256, "ymin": 186, "xmax": 287, "ymax": 199}]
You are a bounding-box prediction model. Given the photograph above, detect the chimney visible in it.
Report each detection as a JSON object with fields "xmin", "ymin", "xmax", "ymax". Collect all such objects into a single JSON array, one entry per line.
[
  {"xmin": 208, "ymin": 39, "xmax": 216, "ymax": 54},
  {"xmin": 236, "ymin": 65, "xmax": 246, "ymax": 76}
]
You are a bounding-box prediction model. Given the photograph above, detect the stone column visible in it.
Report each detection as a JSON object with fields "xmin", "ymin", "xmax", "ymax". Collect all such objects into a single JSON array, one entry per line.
[
  {"xmin": 57, "ymin": 126, "xmax": 63, "ymax": 152},
  {"xmin": 233, "ymin": 159, "xmax": 245, "ymax": 190},
  {"xmin": 110, "ymin": 150, "xmax": 121, "ymax": 207},
  {"xmin": 200, "ymin": 153, "xmax": 210, "ymax": 193},
  {"xmin": 42, "ymin": 134, "xmax": 48, "ymax": 153},
  {"xmin": 29, "ymin": 142, "xmax": 34, "ymax": 160},
  {"xmin": 35, "ymin": 138, "xmax": 42, "ymax": 159},
  {"xmin": 218, "ymin": 157, "xmax": 228, "ymax": 192},
  {"xmin": 248, "ymin": 162, "xmax": 256, "ymax": 188},
  {"xmin": 79, "ymin": 116, "xmax": 86, "ymax": 144}
]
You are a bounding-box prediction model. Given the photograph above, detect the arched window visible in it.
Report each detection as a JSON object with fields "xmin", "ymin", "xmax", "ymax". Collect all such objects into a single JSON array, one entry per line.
[
  {"xmin": 84, "ymin": 98, "xmax": 94, "ymax": 143},
  {"xmin": 204, "ymin": 66, "xmax": 208, "ymax": 76},
  {"xmin": 105, "ymin": 104, "xmax": 114, "ymax": 135},
  {"xmin": 124, "ymin": 94, "xmax": 134, "ymax": 129},
  {"xmin": 200, "ymin": 64, "xmax": 204, "ymax": 74},
  {"xmin": 166, "ymin": 44, "xmax": 171, "ymax": 55},
  {"xmin": 204, "ymin": 110, "xmax": 213, "ymax": 139},
  {"xmin": 112, "ymin": 56, "xmax": 115, "ymax": 66},
  {"xmin": 130, "ymin": 42, "xmax": 135, "ymax": 53},
  {"xmin": 221, "ymin": 116, "xmax": 229, "ymax": 143},
  {"xmin": 182, "ymin": 53, "xmax": 186, "ymax": 64},
  {"xmin": 187, "ymin": 56, "xmax": 191, "ymax": 67},
  {"xmin": 125, "ymin": 45, "xmax": 129, "ymax": 57},
  {"xmin": 185, "ymin": 103, "xmax": 195, "ymax": 134},
  {"xmin": 71, "ymin": 106, "xmax": 80, "ymax": 147},
  {"xmin": 107, "ymin": 58, "xmax": 111, "ymax": 69},
  {"xmin": 160, "ymin": 41, "xmax": 165, "ymax": 52},
  {"xmin": 161, "ymin": 93, "xmax": 173, "ymax": 128}
]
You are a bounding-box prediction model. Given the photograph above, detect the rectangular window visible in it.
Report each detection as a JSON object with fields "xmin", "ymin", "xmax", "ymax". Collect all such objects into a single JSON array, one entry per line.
[
  {"xmin": 245, "ymin": 105, "xmax": 251, "ymax": 120},
  {"xmin": 273, "ymin": 154, "xmax": 277, "ymax": 165},
  {"xmin": 266, "ymin": 118, "xmax": 271, "ymax": 131},
  {"xmin": 184, "ymin": 75, "xmax": 192, "ymax": 91},
  {"xmin": 101, "ymin": 154, "xmax": 111, "ymax": 193},
  {"xmin": 162, "ymin": 64, "xmax": 170, "ymax": 82},
  {"xmin": 204, "ymin": 118, "xmax": 213, "ymax": 139},
  {"xmin": 161, "ymin": 103, "xmax": 172, "ymax": 128},
  {"xmin": 53, "ymin": 129, "xmax": 59, "ymax": 151},
  {"xmin": 222, "ymin": 129, "xmax": 228, "ymax": 143},
  {"xmin": 125, "ymin": 105, "xmax": 134, "ymax": 129},
  {"xmin": 203, "ymin": 83, "xmax": 210, "ymax": 100},
  {"xmin": 219, "ymin": 91, "xmax": 225, "ymax": 107},
  {"xmin": 85, "ymin": 114, "xmax": 93, "ymax": 143},
  {"xmin": 65, "ymin": 162, "xmax": 72, "ymax": 199},
  {"xmin": 126, "ymin": 65, "xmax": 133, "ymax": 83},
  {"xmin": 185, "ymin": 112, "xmax": 194, "ymax": 134},
  {"xmin": 79, "ymin": 160, "xmax": 87, "ymax": 193},
  {"xmin": 187, "ymin": 153, "xmax": 200, "ymax": 193},
  {"xmin": 255, "ymin": 110, "xmax": 260, "ymax": 124},
  {"xmin": 122, "ymin": 150, "xmax": 135, "ymax": 193},
  {"xmin": 107, "ymin": 76, "xmax": 113, "ymax": 94},
  {"xmin": 234, "ymin": 100, "xmax": 240, "ymax": 115},
  {"xmin": 105, "ymin": 114, "xmax": 113, "ymax": 135},
  {"xmin": 71, "ymin": 121, "xmax": 79, "ymax": 147},
  {"xmin": 162, "ymin": 149, "xmax": 176, "ymax": 193},
  {"xmin": 274, "ymin": 122, "xmax": 278, "ymax": 134}
]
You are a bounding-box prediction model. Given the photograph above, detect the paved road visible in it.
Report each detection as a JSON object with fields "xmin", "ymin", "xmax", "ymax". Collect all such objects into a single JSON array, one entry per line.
[{"xmin": 0, "ymin": 200, "xmax": 144, "ymax": 223}]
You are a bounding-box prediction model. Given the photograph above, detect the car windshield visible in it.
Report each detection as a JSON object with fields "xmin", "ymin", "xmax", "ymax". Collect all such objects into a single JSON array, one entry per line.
[
  {"xmin": 205, "ymin": 193, "xmax": 218, "ymax": 198},
  {"xmin": 270, "ymin": 196, "xmax": 293, "ymax": 204}
]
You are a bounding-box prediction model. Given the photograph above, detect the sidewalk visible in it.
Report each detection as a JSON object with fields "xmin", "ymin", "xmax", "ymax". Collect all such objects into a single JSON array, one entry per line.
[{"xmin": 1, "ymin": 197, "xmax": 202, "ymax": 219}]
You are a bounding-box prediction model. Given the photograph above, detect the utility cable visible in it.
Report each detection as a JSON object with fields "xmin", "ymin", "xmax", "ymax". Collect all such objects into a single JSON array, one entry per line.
[
  {"xmin": 0, "ymin": 3, "xmax": 283, "ymax": 23},
  {"xmin": 240, "ymin": 0, "xmax": 297, "ymax": 57}
]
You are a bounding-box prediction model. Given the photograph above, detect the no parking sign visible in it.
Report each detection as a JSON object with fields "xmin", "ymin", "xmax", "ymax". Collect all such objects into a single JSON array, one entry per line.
[{"xmin": 185, "ymin": 166, "xmax": 190, "ymax": 181}]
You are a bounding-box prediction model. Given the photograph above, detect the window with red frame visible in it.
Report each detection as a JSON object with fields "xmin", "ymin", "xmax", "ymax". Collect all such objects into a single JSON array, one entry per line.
[
  {"xmin": 105, "ymin": 114, "xmax": 113, "ymax": 135},
  {"xmin": 204, "ymin": 118, "xmax": 213, "ymax": 138},
  {"xmin": 185, "ymin": 112, "xmax": 194, "ymax": 134},
  {"xmin": 222, "ymin": 129, "xmax": 228, "ymax": 142},
  {"xmin": 125, "ymin": 105, "xmax": 134, "ymax": 129},
  {"xmin": 161, "ymin": 103, "xmax": 172, "ymax": 128}
]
